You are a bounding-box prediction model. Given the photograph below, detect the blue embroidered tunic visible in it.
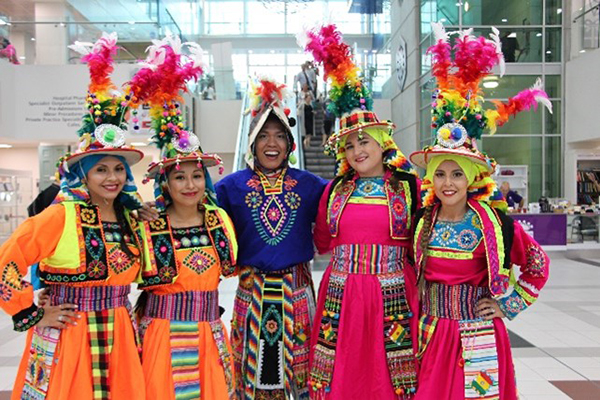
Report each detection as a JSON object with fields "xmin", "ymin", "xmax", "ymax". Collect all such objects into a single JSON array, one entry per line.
[{"xmin": 216, "ymin": 167, "xmax": 327, "ymax": 272}]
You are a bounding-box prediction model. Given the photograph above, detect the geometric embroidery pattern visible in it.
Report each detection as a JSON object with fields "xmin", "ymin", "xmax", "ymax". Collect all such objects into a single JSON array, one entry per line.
[
  {"xmin": 2, "ymin": 261, "xmax": 23, "ymax": 290},
  {"xmin": 107, "ymin": 246, "xmax": 134, "ymax": 275},
  {"xmin": 182, "ymin": 249, "xmax": 216, "ymax": 275}
]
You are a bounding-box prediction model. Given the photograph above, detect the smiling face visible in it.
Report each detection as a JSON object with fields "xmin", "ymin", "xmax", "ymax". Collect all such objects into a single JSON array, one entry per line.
[
  {"xmin": 433, "ymin": 160, "xmax": 469, "ymax": 208},
  {"xmin": 254, "ymin": 117, "xmax": 289, "ymax": 170},
  {"xmin": 166, "ymin": 161, "xmax": 206, "ymax": 209},
  {"xmin": 85, "ymin": 156, "xmax": 127, "ymax": 204},
  {"xmin": 344, "ymin": 131, "xmax": 385, "ymax": 177}
]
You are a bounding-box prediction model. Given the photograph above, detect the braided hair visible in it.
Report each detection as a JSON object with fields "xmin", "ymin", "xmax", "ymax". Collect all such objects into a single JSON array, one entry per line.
[
  {"xmin": 417, "ymin": 206, "xmax": 435, "ymax": 299},
  {"xmin": 114, "ymin": 201, "xmax": 136, "ymax": 259}
]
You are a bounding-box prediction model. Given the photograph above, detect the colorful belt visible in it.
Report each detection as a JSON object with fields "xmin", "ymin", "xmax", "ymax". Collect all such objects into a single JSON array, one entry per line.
[
  {"xmin": 331, "ymin": 244, "xmax": 408, "ymax": 274},
  {"xmin": 145, "ymin": 290, "xmax": 219, "ymax": 322},
  {"xmin": 422, "ymin": 281, "xmax": 490, "ymax": 321},
  {"xmin": 48, "ymin": 284, "xmax": 131, "ymax": 311},
  {"xmin": 242, "ymin": 262, "xmax": 312, "ymax": 290}
]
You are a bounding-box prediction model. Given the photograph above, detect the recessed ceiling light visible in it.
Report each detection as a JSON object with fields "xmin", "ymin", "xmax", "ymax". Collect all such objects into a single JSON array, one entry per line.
[
  {"xmin": 19, "ymin": 56, "xmax": 26, "ymax": 60},
  {"xmin": 557, "ymin": 8, "xmax": 562, "ymax": 14},
  {"xmin": 483, "ymin": 81, "xmax": 499, "ymax": 88},
  {"xmin": 536, "ymin": 32, "xmax": 542, "ymax": 37},
  {"xmin": 0, "ymin": 144, "xmax": 13, "ymax": 148},
  {"xmin": 31, "ymin": 37, "xmax": 36, "ymax": 41},
  {"xmin": 507, "ymin": 32, "xmax": 517, "ymax": 38},
  {"xmin": 128, "ymin": 21, "xmax": 136, "ymax": 25},
  {"xmin": 501, "ymin": 18, "xmax": 507, "ymax": 22},
  {"xmin": 131, "ymin": 142, "xmax": 147, "ymax": 147},
  {"xmin": 546, "ymin": 50, "xmax": 552, "ymax": 54},
  {"xmin": 580, "ymin": 49, "xmax": 586, "ymax": 53}
]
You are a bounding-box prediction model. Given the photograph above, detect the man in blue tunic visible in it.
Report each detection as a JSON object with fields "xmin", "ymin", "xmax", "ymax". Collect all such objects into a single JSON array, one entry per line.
[{"xmin": 216, "ymin": 78, "xmax": 327, "ymax": 400}]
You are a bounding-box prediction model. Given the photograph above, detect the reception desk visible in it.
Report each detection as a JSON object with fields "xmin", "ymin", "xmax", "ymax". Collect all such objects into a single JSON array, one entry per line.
[{"xmin": 509, "ymin": 213, "xmax": 567, "ymax": 246}]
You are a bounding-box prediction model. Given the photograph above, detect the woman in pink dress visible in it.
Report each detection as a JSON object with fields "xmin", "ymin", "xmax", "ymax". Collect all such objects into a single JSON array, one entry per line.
[
  {"xmin": 300, "ymin": 24, "xmax": 420, "ymax": 399},
  {"xmin": 408, "ymin": 23, "xmax": 552, "ymax": 399}
]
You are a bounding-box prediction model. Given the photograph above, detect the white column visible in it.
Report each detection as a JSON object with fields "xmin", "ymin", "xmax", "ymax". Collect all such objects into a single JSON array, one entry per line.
[{"xmin": 34, "ymin": 1, "xmax": 69, "ymax": 65}]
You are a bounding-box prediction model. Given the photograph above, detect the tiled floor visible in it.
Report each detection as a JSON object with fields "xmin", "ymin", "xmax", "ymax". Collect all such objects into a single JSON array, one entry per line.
[{"xmin": 1, "ymin": 251, "xmax": 599, "ymax": 399}]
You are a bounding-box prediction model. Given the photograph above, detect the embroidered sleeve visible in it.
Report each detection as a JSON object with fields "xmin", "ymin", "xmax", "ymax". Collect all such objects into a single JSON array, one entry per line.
[
  {"xmin": 313, "ymin": 181, "xmax": 335, "ymax": 254},
  {"xmin": 0, "ymin": 205, "xmax": 64, "ymax": 322},
  {"xmin": 498, "ymin": 221, "xmax": 549, "ymax": 320},
  {"xmin": 213, "ymin": 207, "xmax": 238, "ymax": 277}
]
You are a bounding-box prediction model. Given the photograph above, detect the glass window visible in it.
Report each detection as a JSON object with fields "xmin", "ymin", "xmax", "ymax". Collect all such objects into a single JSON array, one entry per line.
[
  {"xmin": 420, "ymin": 78, "xmax": 436, "ymax": 108},
  {"xmin": 248, "ymin": 53, "xmax": 285, "ymax": 66},
  {"xmin": 545, "ymin": 0, "xmax": 563, "ymax": 25},
  {"xmin": 248, "ymin": 65, "xmax": 286, "ymax": 83},
  {"xmin": 545, "ymin": 27, "xmax": 561, "ymax": 62},
  {"xmin": 420, "ymin": 107, "xmax": 435, "ymax": 145},
  {"xmin": 205, "ymin": 1, "xmax": 244, "ymax": 35},
  {"xmin": 483, "ymin": 101, "xmax": 543, "ymax": 135},
  {"xmin": 545, "ymin": 100, "xmax": 560, "ymax": 134},
  {"xmin": 544, "ymin": 75, "xmax": 561, "ymax": 98},
  {"xmin": 482, "ymin": 136, "xmax": 543, "ymax": 202},
  {"xmin": 232, "ymin": 53, "xmax": 249, "ymax": 83},
  {"xmin": 246, "ymin": 1, "xmax": 286, "ymax": 34},
  {"xmin": 462, "ymin": 0, "xmax": 543, "ymax": 26},
  {"xmin": 286, "ymin": 2, "xmax": 325, "ymax": 34},
  {"xmin": 328, "ymin": 2, "xmax": 365, "ymax": 34},
  {"xmin": 431, "ymin": 0, "xmax": 460, "ymax": 26},
  {"xmin": 481, "ymin": 75, "xmax": 540, "ymax": 99},
  {"xmin": 472, "ymin": 28, "xmax": 544, "ymax": 63},
  {"xmin": 544, "ymin": 136, "xmax": 561, "ymax": 197}
]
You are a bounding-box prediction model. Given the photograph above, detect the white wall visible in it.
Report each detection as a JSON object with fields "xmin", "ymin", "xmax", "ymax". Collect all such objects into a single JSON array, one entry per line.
[{"xmin": 564, "ymin": 47, "xmax": 600, "ymax": 202}]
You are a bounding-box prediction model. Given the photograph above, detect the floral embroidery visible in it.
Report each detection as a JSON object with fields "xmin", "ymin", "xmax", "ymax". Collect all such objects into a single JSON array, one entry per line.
[
  {"xmin": 498, "ymin": 290, "xmax": 527, "ymax": 320},
  {"xmin": 246, "ymin": 175, "xmax": 262, "ymax": 191},
  {"xmin": 87, "ymin": 260, "xmax": 107, "ymax": 279},
  {"xmin": 149, "ymin": 219, "xmax": 167, "ymax": 231},
  {"xmin": 245, "ymin": 191, "xmax": 262, "ymax": 209},
  {"xmin": 265, "ymin": 320, "xmax": 279, "ymax": 334},
  {"xmin": 159, "ymin": 266, "xmax": 176, "ymax": 282},
  {"xmin": 526, "ymin": 244, "xmax": 546, "ymax": 278},
  {"xmin": 2, "ymin": 261, "xmax": 23, "ymax": 290},
  {"xmin": 0, "ymin": 283, "xmax": 12, "ymax": 301},
  {"xmin": 429, "ymin": 209, "xmax": 482, "ymax": 252},
  {"xmin": 205, "ymin": 212, "xmax": 218, "ymax": 228},
  {"xmin": 267, "ymin": 207, "xmax": 281, "ymax": 222},
  {"xmin": 261, "ymin": 304, "xmax": 283, "ymax": 346},
  {"xmin": 284, "ymin": 175, "xmax": 298, "ymax": 191},
  {"xmin": 80, "ymin": 208, "xmax": 97, "ymax": 224},
  {"xmin": 457, "ymin": 229, "xmax": 479, "ymax": 250},
  {"xmin": 284, "ymin": 192, "xmax": 301, "ymax": 210},
  {"xmin": 108, "ymin": 247, "xmax": 133, "ymax": 274}
]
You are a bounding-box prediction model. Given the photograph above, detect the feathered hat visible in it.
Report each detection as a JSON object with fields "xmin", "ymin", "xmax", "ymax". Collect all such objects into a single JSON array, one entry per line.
[
  {"xmin": 58, "ymin": 32, "xmax": 144, "ymax": 170},
  {"xmin": 298, "ymin": 23, "xmax": 415, "ymax": 177},
  {"xmin": 245, "ymin": 76, "xmax": 297, "ymax": 169},
  {"xmin": 410, "ymin": 23, "xmax": 552, "ymax": 172},
  {"xmin": 54, "ymin": 32, "xmax": 144, "ymax": 208},
  {"xmin": 132, "ymin": 34, "xmax": 223, "ymax": 210}
]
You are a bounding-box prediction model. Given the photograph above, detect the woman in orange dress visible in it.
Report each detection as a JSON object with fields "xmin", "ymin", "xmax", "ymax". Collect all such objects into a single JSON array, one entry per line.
[
  {"xmin": 0, "ymin": 33, "xmax": 146, "ymax": 400},
  {"xmin": 131, "ymin": 36, "xmax": 238, "ymax": 400}
]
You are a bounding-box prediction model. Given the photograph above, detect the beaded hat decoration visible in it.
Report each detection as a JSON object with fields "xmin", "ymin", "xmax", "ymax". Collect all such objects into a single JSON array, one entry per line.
[
  {"xmin": 409, "ymin": 22, "xmax": 553, "ymax": 209},
  {"xmin": 298, "ymin": 23, "xmax": 414, "ymax": 177},
  {"xmin": 245, "ymin": 76, "xmax": 297, "ymax": 169},
  {"xmin": 57, "ymin": 32, "xmax": 144, "ymax": 171},
  {"xmin": 131, "ymin": 34, "xmax": 222, "ymax": 209},
  {"xmin": 410, "ymin": 22, "xmax": 553, "ymax": 172},
  {"xmin": 54, "ymin": 32, "xmax": 143, "ymax": 208}
]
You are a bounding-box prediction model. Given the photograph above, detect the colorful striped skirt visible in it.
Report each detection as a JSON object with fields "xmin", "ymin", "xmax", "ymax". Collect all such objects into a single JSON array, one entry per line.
[
  {"xmin": 231, "ymin": 263, "xmax": 316, "ymax": 400},
  {"xmin": 309, "ymin": 244, "xmax": 418, "ymax": 400}
]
